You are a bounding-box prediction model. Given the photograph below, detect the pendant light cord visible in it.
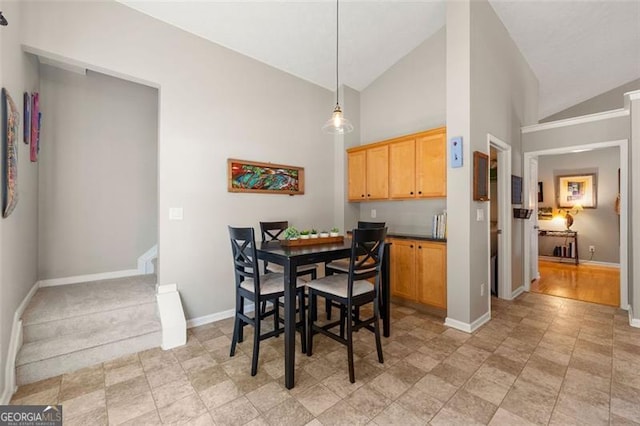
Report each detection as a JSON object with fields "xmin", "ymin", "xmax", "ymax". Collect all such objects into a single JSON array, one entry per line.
[{"xmin": 335, "ymin": 0, "xmax": 339, "ymax": 106}]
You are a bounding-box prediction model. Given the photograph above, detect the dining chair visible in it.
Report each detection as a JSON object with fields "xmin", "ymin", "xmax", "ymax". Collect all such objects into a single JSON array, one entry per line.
[
  {"xmin": 259, "ymin": 221, "xmax": 319, "ymax": 279},
  {"xmin": 306, "ymin": 227, "xmax": 387, "ymax": 383},
  {"xmin": 228, "ymin": 226, "xmax": 307, "ymax": 376},
  {"xmin": 323, "ymin": 221, "xmax": 386, "ymax": 319}
]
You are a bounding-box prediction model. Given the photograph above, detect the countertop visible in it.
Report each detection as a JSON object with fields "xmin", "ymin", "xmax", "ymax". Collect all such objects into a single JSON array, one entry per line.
[{"xmin": 386, "ymin": 226, "xmax": 446, "ymax": 243}]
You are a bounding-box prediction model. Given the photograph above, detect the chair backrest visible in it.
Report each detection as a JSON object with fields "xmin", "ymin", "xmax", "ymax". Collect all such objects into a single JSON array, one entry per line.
[
  {"xmin": 259, "ymin": 221, "xmax": 289, "ymax": 241},
  {"xmin": 228, "ymin": 226, "xmax": 260, "ymax": 294},
  {"xmin": 357, "ymin": 221, "xmax": 386, "ymax": 229},
  {"xmin": 348, "ymin": 227, "xmax": 387, "ymax": 298}
]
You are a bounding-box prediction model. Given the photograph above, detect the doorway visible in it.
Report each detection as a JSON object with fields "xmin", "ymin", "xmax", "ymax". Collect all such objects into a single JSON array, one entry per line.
[
  {"xmin": 487, "ymin": 134, "xmax": 512, "ymax": 300},
  {"xmin": 523, "ymin": 140, "xmax": 628, "ymax": 309}
]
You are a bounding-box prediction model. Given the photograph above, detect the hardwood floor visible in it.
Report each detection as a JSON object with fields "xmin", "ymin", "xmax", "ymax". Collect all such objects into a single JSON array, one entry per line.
[{"xmin": 531, "ymin": 259, "xmax": 620, "ymax": 307}]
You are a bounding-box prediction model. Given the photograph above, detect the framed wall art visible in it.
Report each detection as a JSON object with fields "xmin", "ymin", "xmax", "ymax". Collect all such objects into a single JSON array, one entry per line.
[
  {"xmin": 511, "ymin": 175, "xmax": 523, "ymax": 205},
  {"xmin": 557, "ymin": 173, "xmax": 596, "ymax": 208},
  {"xmin": 227, "ymin": 158, "xmax": 305, "ymax": 195},
  {"xmin": 473, "ymin": 151, "xmax": 489, "ymax": 201},
  {"xmin": 2, "ymin": 88, "xmax": 20, "ymax": 218}
]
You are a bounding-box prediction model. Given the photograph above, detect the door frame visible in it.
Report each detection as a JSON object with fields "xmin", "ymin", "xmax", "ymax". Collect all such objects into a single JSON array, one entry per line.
[
  {"xmin": 487, "ymin": 134, "xmax": 512, "ymax": 300},
  {"xmin": 523, "ymin": 139, "xmax": 628, "ymax": 309}
]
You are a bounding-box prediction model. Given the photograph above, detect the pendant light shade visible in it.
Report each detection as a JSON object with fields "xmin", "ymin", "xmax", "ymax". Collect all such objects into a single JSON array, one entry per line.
[
  {"xmin": 323, "ymin": 0, "xmax": 353, "ymax": 135},
  {"xmin": 322, "ymin": 104, "xmax": 354, "ymax": 134}
]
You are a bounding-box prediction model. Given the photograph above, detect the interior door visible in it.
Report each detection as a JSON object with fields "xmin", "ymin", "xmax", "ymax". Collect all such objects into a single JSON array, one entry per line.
[{"xmin": 528, "ymin": 157, "xmax": 539, "ymax": 281}]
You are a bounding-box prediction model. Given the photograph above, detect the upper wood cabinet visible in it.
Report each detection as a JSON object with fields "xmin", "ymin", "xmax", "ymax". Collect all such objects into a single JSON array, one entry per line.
[
  {"xmin": 347, "ymin": 145, "xmax": 389, "ymax": 201},
  {"xmin": 416, "ymin": 131, "xmax": 447, "ymax": 198},
  {"xmin": 348, "ymin": 127, "xmax": 446, "ymax": 202}
]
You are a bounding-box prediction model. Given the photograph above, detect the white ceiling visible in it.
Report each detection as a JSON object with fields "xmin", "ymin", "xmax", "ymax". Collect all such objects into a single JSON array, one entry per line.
[{"xmin": 120, "ymin": 1, "xmax": 640, "ymax": 120}]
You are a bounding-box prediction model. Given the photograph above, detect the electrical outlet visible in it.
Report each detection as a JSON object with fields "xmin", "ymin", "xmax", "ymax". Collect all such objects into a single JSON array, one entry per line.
[
  {"xmin": 481, "ymin": 283, "xmax": 485, "ymax": 296},
  {"xmin": 371, "ymin": 209, "xmax": 377, "ymax": 218},
  {"xmin": 589, "ymin": 245, "xmax": 595, "ymax": 253}
]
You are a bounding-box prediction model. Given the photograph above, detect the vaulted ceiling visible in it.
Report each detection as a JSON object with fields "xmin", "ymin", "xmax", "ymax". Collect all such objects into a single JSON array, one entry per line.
[{"xmin": 119, "ymin": 1, "xmax": 640, "ymax": 120}]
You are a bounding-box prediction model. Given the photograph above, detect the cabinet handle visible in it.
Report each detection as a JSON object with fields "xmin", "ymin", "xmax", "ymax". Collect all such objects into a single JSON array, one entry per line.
[
  {"xmin": 418, "ymin": 191, "xmax": 422, "ymax": 194},
  {"xmin": 410, "ymin": 191, "xmax": 414, "ymax": 195},
  {"xmin": 367, "ymin": 194, "xmax": 371, "ymax": 197},
  {"xmin": 410, "ymin": 245, "xmax": 414, "ymax": 248},
  {"xmin": 361, "ymin": 194, "xmax": 365, "ymax": 198},
  {"xmin": 418, "ymin": 246, "xmax": 422, "ymax": 249}
]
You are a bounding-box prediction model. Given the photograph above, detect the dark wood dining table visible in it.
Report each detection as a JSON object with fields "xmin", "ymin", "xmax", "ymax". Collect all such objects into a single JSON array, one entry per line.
[{"xmin": 256, "ymin": 239, "xmax": 391, "ymax": 389}]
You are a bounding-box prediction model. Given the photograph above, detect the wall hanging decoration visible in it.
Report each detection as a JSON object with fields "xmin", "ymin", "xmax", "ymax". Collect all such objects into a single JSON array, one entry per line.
[
  {"xmin": 2, "ymin": 88, "xmax": 20, "ymax": 218},
  {"xmin": 30, "ymin": 92, "xmax": 40, "ymax": 162},
  {"xmin": 538, "ymin": 182, "xmax": 543, "ymax": 203},
  {"xmin": 473, "ymin": 151, "xmax": 489, "ymax": 201},
  {"xmin": 557, "ymin": 173, "xmax": 596, "ymax": 208},
  {"xmin": 227, "ymin": 159, "xmax": 304, "ymax": 195},
  {"xmin": 511, "ymin": 175, "xmax": 523, "ymax": 204},
  {"xmin": 23, "ymin": 92, "xmax": 30, "ymax": 144}
]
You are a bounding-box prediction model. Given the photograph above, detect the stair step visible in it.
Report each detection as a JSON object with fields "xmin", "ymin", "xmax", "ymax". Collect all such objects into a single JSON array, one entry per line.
[
  {"xmin": 23, "ymin": 302, "xmax": 158, "ymax": 343},
  {"xmin": 17, "ymin": 329, "xmax": 161, "ymax": 386},
  {"xmin": 22, "ymin": 274, "xmax": 157, "ymax": 325}
]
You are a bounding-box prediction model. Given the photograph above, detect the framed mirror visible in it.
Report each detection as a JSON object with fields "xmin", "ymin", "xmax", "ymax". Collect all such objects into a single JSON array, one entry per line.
[{"xmin": 473, "ymin": 151, "xmax": 489, "ymax": 201}]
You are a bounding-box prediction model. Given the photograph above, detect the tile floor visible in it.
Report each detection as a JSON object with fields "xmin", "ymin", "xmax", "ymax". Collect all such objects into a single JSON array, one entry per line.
[{"xmin": 9, "ymin": 292, "xmax": 640, "ymax": 425}]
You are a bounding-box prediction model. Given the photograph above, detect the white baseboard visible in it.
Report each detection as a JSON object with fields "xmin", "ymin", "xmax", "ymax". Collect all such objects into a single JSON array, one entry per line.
[
  {"xmin": 138, "ymin": 244, "xmax": 158, "ymax": 274},
  {"xmin": 187, "ymin": 304, "xmax": 256, "ymax": 329},
  {"xmin": 538, "ymin": 256, "xmax": 620, "ymax": 268},
  {"xmin": 1, "ymin": 281, "xmax": 40, "ymax": 404},
  {"xmin": 445, "ymin": 311, "xmax": 491, "ymax": 334},
  {"xmin": 511, "ymin": 286, "xmax": 525, "ymax": 299},
  {"xmin": 38, "ymin": 269, "xmax": 140, "ymax": 287},
  {"xmin": 629, "ymin": 306, "xmax": 640, "ymax": 329}
]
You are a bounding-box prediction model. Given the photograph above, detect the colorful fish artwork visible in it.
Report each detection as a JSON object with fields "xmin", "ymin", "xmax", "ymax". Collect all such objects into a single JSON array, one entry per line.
[
  {"xmin": 228, "ymin": 159, "xmax": 304, "ymax": 195},
  {"xmin": 30, "ymin": 92, "xmax": 39, "ymax": 162},
  {"xmin": 2, "ymin": 88, "xmax": 20, "ymax": 218},
  {"xmin": 23, "ymin": 92, "xmax": 30, "ymax": 144}
]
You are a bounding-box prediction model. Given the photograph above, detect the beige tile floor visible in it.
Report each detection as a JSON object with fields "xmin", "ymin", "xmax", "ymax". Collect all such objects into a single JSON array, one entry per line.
[{"xmin": 10, "ymin": 292, "xmax": 640, "ymax": 425}]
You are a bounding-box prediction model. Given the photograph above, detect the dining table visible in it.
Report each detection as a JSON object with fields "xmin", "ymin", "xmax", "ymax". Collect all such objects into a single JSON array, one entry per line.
[{"xmin": 256, "ymin": 238, "xmax": 391, "ymax": 389}]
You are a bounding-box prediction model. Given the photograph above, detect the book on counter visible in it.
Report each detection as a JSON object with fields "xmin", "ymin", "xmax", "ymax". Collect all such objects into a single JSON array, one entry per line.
[{"xmin": 432, "ymin": 211, "xmax": 447, "ymax": 239}]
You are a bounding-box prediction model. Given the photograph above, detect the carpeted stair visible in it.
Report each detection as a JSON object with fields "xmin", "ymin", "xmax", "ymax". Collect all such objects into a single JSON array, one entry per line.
[{"xmin": 16, "ymin": 274, "xmax": 161, "ymax": 385}]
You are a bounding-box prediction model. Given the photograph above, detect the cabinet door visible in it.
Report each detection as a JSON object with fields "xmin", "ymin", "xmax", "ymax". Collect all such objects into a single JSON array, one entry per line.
[
  {"xmin": 416, "ymin": 242, "xmax": 447, "ymax": 309},
  {"xmin": 390, "ymin": 239, "xmax": 416, "ymax": 300},
  {"xmin": 389, "ymin": 139, "xmax": 416, "ymax": 199},
  {"xmin": 416, "ymin": 132, "xmax": 446, "ymax": 197},
  {"xmin": 348, "ymin": 150, "xmax": 367, "ymax": 201},
  {"xmin": 366, "ymin": 145, "xmax": 389, "ymax": 200}
]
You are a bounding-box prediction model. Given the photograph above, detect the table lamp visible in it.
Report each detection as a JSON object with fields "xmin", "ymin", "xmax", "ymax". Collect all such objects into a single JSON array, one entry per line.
[{"xmin": 564, "ymin": 203, "xmax": 583, "ymax": 230}]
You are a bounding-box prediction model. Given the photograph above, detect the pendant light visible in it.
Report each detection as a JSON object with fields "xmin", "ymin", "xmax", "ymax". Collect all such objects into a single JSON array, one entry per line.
[{"xmin": 322, "ymin": 0, "xmax": 353, "ymax": 134}]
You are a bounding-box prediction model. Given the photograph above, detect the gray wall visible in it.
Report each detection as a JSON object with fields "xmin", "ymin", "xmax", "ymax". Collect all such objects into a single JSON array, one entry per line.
[
  {"xmin": 537, "ymin": 148, "xmax": 621, "ymax": 263},
  {"xmin": 470, "ymin": 0, "xmax": 538, "ymax": 308},
  {"xmin": 631, "ymin": 97, "xmax": 639, "ymax": 319},
  {"xmin": 542, "ymin": 78, "xmax": 640, "ymax": 123},
  {"xmin": 0, "ymin": 0, "xmax": 40, "ymax": 401},
  {"xmin": 359, "ymin": 27, "xmax": 447, "ymax": 234},
  {"xmin": 38, "ymin": 66, "xmax": 158, "ymax": 279},
  {"xmin": 22, "ymin": 0, "xmax": 335, "ymax": 320},
  {"xmin": 446, "ymin": 0, "xmax": 538, "ymax": 324}
]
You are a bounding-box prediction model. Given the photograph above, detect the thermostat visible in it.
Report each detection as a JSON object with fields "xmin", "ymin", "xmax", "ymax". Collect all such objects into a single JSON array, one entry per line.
[{"xmin": 450, "ymin": 136, "xmax": 463, "ymax": 168}]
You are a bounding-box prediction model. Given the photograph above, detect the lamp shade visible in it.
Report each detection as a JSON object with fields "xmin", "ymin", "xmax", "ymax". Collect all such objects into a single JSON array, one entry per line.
[{"xmin": 322, "ymin": 105, "xmax": 354, "ymax": 135}]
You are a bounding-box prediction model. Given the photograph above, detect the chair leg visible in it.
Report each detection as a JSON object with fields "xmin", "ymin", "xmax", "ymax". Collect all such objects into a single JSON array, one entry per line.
[
  {"xmin": 373, "ymin": 298, "xmax": 384, "ymax": 364},
  {"xmin": 230, "ymin": 295, "xmax": 243, "ymax": 356},
  {"xmin": 339, "ymin": 305, "xmax": 346, "ymax": 339},
  {"xmin": 307, "ymin": 290, "xmax": 315, "ymax": 357},
  {"xmin": 261, "ymin": 300, "xmax": 268, "ymax": 315},
  {"xmin": 346, "ymin": 303, "xmax": 355, "ymax": 383},
  {"xmin": 273, "ymin": 297, "xmax": 280, "ymax": 335},
  {"xmin": 251, "ymin": 309, "xmax": 260, "ymax": 376},
  {"xmin": 299, "ymin": 290, "xmax": 307, "ymax": 354},
  {"xmin": 326, "ymin": 298, "xmax": 332, "ymax": 320}
]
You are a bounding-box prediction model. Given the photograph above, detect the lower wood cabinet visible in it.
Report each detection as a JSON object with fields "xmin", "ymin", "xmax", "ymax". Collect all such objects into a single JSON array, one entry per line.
[{"xmin": 389, "ymin": 238, "xmax": 447, "ymax": 310}]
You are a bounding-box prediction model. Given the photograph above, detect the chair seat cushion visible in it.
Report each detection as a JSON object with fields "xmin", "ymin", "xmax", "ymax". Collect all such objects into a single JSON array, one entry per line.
[
  {"xmin": 266, "ymin": 263, "xmax": 318, "ymax": 274},
  {"xmin": 306, "ymin": 274, "xmax": 374, "ymax": 298},
  {"xmin": 240, "ymin": 273, "xmax": 305, "ymax": 295},
  {"xmin": 325, "ymin": 259, "xmax": 376, "ymax": 274}
]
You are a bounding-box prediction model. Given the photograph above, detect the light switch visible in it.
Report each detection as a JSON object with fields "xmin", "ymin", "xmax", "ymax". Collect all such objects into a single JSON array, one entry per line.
[
  {"xmin": 169, "ymin": 207, "xmax": 183, "ymax": 221},
  {"xmin": 371, "ymin": 209, "xmax": 377, "ymax": 218},
  {"xmin": 476, "ymin": 208, "xmax": 484, "ymax": 221}
]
